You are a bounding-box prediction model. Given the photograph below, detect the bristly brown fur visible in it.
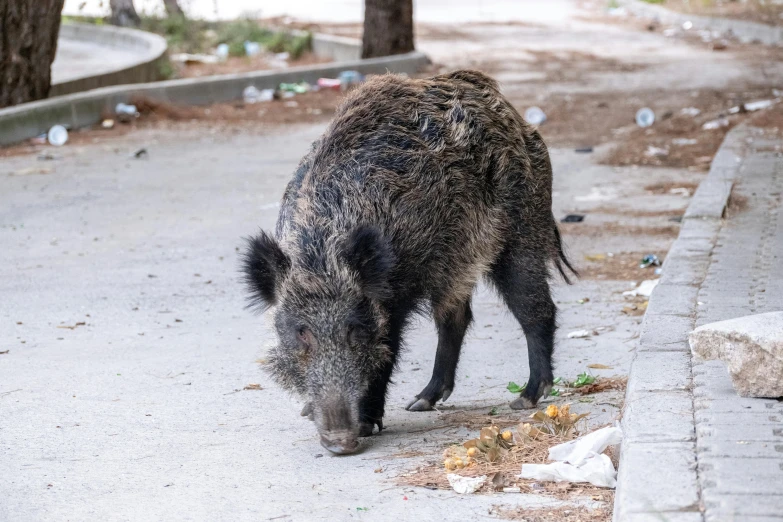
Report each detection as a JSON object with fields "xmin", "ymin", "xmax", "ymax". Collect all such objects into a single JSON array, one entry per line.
[{"xmin": 242, "ymin": 70, "xmax": 576, "ymax": 451}]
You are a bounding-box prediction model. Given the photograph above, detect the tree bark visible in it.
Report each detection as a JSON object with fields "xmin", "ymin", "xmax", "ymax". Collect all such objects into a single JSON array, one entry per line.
[
  {"xmin": 0, "ymin": 0, "xmax": 66, "ymax": 108},
  {"xmin": 362, "ymin": 0, "xmax": 414, "ymax": 59},
  {"xmin": 162, "ymin": 0, "xmax": 185, "ymax": 18},
  {"xmin": 109, "ymin": 0, "xmax": 141, "ymax": 27}
]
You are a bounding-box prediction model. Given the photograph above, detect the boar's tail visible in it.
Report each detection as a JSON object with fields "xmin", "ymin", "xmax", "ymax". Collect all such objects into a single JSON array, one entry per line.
[{"xmin": 552, "ymin": 217, "xmax": 578, "ymax": 284}]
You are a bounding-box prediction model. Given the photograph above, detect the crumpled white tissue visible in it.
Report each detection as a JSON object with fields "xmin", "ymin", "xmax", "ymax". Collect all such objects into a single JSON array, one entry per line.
[
  {"xmin": 519, "ymin": 425, "xmax": 623, "ymax": 488},
  {"xmin": 446, "ymin": 473, "xmax": 487, "ymax": 494}
]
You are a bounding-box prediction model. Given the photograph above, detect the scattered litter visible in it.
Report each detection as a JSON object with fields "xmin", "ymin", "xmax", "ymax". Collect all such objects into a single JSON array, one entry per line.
[
  {"xmin": 654, "ymin": 267, "xmax": 663, "ymax": 275},
  {"xmin": 682, "ymin": 21, "xmax": 693, "ymax": 30},
  {"xmin": 57, "ymin": 322, "xmax": 86, "ymax": 330},
  {"xmin": 502, "ymin": 487, "xmax": 521, "ymax": 493},
  {"xmin": 447, "ymin": 474, "xmax": 487, "ymax": 494},
  {"xmin": 575, "ymin": 147, "xmax": 593, "ymax": 153},
  {"xmin": 10, "ymin": 166, "xmax": 53, "ymax": 176},
  {"xmin": 101, "ymin": 119, "xmax": 115, "ymax": 129},
  {"xmin": 524, "ymin": 106, "xmax": 547, "ymax": 125},
  {"xmin": 680, "ymin": 107, "xmax": 701, "ymax": 117},
  {"xmin": 622, "ymin": 302, "xmax": 648, "ymax": 315},
  {"xmin": 567, "ymin": 330, "xmax": 596, "ymax": 339},
  {"xmin": 743, "ymin": 99, "xmax": 776, "ymax": 112},
  {"xmin": 587, "ymin": 364, "xmax": 612, "ymax": 370},
  {"xmin": 669, "ymin": 187, "xmax": 691, "ymax": 196},
  {"xmin": 623, "ymin": 279, "xmax": 658, "ymax": 297},
  {"xmin": 645, "ymin": 145, "xmax": 668, "ymax": 158},
  {"xmin": 279, "ymin": 82, "xmax": 310, "ymax": 94},
  {"xmin": 243, "ymin": 85, "xmax": 275, "ymax": 104},
  {"xmin": 131, "ymin": 148, "xmax": 148, "ymax": 159},
  {"xmin": 243, "ymin": 384, "xmax": 263, "ymax": 390},
  {"xmin": 215, "ymin": 43, "xmax": 229, "ymax": 61},
  {"xmin": 243, "ymin": 41, "xmax": 261, "ymax": 56},
  {"xmin": 672, "ymin": 138, "xmax": 698, "ymax": 146},
  {"xmin": 702, "ymin": 118, "xmax": 729, "ymax": 130},
  {"xmin": 170, "ymin": 53, "xmax": 219, "ymax": 65},
  {"xmin": 519, "ymin": 426, "xmax": 623, "ymax": 488},
  {"xmin": 639, "ymin": 254, "xmax": 661, "ymax": 268},
  {"xmin": 317, "ymin": 78, "xmax": 342, "ymax": 90},
  {"xmin": 561, "ymin": 214, "xmax": 584, "ymax": 223},
  {"xmin": 578, "ymin": 297, "xmax": 590, "ymax": 304},
  {"xmin": 47, "ymin": 125, "xmax": 68, "ymax": 146},
  {"xmin": 115, "ymin": 103, "xmax": 139, "ymax": 123},
  {"xmin": 338, "ymin": 70, "xmax": 364, "ymax": 89},
  {"xmin": 635, "ymin": 107, "xmax": 655, "ymax": 128}
]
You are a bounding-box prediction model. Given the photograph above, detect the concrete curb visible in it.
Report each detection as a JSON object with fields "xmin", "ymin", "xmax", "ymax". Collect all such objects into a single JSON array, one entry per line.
[
  {"xmin": 613, "ymin": 124, "xmax": 752, "ymax": 522},
  {"xmin": 622, "ymin": 0, "xmax": 783, "ymax": 46},
  {"xmin": 53, "ymin": 23, "xmax": 169, "ymax": 97},
  {"xmin": 0, "ymin": 49, "xmax": 429, "ymax": 146}
]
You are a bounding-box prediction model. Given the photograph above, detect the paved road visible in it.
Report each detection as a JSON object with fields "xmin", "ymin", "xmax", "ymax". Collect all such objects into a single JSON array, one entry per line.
[{"xmin": 0, "ymin": 121, "xmax": 696, "ymax": 520}]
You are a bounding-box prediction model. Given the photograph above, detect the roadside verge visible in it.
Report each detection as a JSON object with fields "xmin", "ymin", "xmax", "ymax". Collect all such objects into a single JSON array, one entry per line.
[{"xmin": 612, "ymin": 123, "xmax": 752, "ymax": 522}]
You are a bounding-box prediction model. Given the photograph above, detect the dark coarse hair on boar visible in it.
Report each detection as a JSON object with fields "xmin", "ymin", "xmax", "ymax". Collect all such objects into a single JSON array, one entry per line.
[{"xmin": 242, "ymin": 70, "xmax": 576, "ymax": 454}]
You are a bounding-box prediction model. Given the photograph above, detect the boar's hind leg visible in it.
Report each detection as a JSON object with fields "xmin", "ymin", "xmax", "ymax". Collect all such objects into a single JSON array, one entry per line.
[
  {"xmin": 406, "ymin": 299, "xmax": 473, "ymax": 412},
  {"xmin": 490, "ymin": 245, "xmax": 556, "ymax": 409}
]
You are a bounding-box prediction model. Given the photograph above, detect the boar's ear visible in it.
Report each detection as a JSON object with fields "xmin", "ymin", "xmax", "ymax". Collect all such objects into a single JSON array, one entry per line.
[
  {"xmin": 242, "ymin": 231, "xmax": 291, "ymax": 310},
  {"xmin": 342, "ymin": 226, "xmax": 396, "ymax": 301}
]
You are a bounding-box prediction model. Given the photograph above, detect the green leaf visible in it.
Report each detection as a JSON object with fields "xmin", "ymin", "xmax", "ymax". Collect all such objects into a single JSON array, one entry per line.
[
  {"xmin": 507, "ymin": 381, "xmax": 526, "ymax": 394},
  {"xmin": 553, "ymin": 377, "xmax": 562, "ymax": 384},
  {"xmin": 549, "ymin": 388, "xmax": 561, "ymax": 397},
  {"xmin": 571, "ymin": 372, "xmax": 597, "ymax": 388}
]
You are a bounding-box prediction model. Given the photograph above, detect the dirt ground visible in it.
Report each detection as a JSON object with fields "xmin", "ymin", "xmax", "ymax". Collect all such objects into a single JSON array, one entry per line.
[
  {"xmin": 659, "ymin": 0, "xmax": 783, "ymax": 26},
  {"xmin": 173, "ymin": 51, "xmax": 331, "ymax": 79}
]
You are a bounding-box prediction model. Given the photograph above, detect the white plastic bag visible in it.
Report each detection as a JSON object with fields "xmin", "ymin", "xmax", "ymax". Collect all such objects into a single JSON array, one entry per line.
[{"xmin": 519, "ymin": 426, "xmax": 623, "ymax": 488}]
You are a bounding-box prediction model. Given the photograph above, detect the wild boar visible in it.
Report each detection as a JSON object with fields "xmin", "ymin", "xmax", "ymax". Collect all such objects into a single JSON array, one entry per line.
[{"xmin": 243, "ymin": 70, "xmax": 575, "ymax": 454}]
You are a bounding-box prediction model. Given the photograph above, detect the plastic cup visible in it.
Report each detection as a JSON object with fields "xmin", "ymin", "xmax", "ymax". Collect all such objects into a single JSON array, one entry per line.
[{"xmin": 47, "ymin": 125, "xmax": 68, "ymax": 146}]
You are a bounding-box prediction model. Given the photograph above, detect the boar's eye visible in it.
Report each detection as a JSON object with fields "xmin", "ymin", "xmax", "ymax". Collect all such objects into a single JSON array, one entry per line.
[{"xmin": 297, "ymin": 327, "xmax": 312, "ymax": 348}]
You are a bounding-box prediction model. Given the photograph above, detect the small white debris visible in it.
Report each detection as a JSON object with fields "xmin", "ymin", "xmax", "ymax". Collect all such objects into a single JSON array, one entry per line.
[
  {"xmin": 568, "ymin": 330, "xmax": 596, "ymax": 339},
  {"xmin": 680, "ymin": 107, "xmax": 701, "ymax": 117},
  {"xmin": 702, "ymin": 118, "xmax": 730, "ymax": 130},
  {"xmin": 669, "ymin": 187, "xmax": 692, "ymax": 196},
  {"xmin": 623, "ymin": 279, "xmax": 659, "ymax": 298},
  {"xmin": 645, "ymin": 145, "xmax": 669, "ymax": 158},
  {"xmin": 672, "ymin": 138, "xmax": 698, "ymax": 146},
  {"xmin": 446, "ymin": 474, "xmax": 487, "ymax": 494}
]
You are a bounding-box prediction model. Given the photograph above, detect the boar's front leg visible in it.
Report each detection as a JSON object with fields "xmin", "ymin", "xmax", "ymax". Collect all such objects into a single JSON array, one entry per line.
[
  {"xmin": 358, "ymin": 309, "xmax": 410, "ymax": 437},
  {"xmin": 490, "ymin": 243, "xmax": 556, "ymax": 409},
  {"xmin": 406, "ymin": 299, "xmax": 473, "ymax": 412}
]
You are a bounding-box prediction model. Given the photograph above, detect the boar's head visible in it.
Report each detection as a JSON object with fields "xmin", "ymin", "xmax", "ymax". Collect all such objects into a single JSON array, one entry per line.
[{"xmin": 243, "ymin": 225, "xmax": 395, "ymax": 454}]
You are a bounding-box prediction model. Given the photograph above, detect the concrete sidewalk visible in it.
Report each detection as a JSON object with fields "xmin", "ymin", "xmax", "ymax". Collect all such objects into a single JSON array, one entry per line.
[{"xmin": 615, "ymin": 123, "xmax": 783, "ymax": 521}]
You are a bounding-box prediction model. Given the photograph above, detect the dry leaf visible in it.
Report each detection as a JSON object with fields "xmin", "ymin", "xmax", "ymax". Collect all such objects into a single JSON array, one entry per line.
[
  {"xmin": 587, "ymin": 364, "xmax": 613, "ymax": 369},
  {"xmin": 243, "ymin": 384, "xmax": 262, "ymax": 390}
]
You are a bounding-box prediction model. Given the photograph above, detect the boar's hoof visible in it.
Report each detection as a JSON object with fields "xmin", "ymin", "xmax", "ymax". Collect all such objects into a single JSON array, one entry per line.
[
  {"xmin": 509, "ymin": 396, "xmax": 538, "ymax": 410},
  {"xmin": 359, "ymin": 419, "xmax": 383, "ymax": 437},
  {"xmin": 405, "ymin": 397, "xmax": 434, "ymax": 411},
  {"xmin": 300, "ymin": 402, "xmax": 314, "ymax": 420}
]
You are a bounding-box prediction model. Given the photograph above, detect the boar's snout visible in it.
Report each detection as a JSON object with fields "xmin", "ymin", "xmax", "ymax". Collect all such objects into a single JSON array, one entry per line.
[
  {"xmin": 315, "ymin": 395, "xmax": 361, "ymax": 455},
  {"xmin": 320, "ymin": 431, "xmax": 360, "ymax": 455}
]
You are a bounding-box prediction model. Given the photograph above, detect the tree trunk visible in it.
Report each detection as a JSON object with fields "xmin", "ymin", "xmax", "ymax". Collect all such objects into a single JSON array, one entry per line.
[
  {"xmin": 362, "ymin": 0, "xmax": 414, "ymax": 59},
  {"xmin": 110, "ymin": 0, "xmax": 141, "ymax": 27},
  {"xmin": 0, "ymin": 0, "xmax": 66, "ymax": 108},
  {"xmin": 162, "ymin": 0, "xmax": 185, "ymax": 18}
]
